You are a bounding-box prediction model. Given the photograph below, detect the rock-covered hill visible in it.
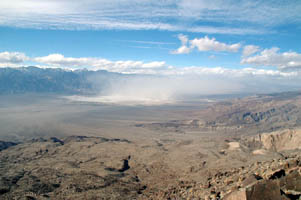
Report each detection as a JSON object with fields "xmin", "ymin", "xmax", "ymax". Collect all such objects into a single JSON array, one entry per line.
[
  {"xmin": 139, "ymin": 129, "xmax": 301, "ymax": 199},
  {"xmin": 137, "ymin": 91, "xmax": 301, "ymax": 135},
  {"xmin": 1, "ymin": 129, "xmax": 301, "ymax": 199},
  {"xmin": 158, "ymin": 153, "xmax": 301, "ymax": 200},
  {"xmin": 203, "ymin": 92, "xmax": 301, "ymax": 134},
  {"xmin": 0, "ymin": 136, "xmax": 145, "ymax": 200}
]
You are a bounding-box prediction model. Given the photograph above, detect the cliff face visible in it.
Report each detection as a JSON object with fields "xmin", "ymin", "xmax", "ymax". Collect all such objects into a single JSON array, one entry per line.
[
  {"xmin": 241, "ymin": 129, "xmax": 301, "ymax": 153},
  {"xmin": 258, "ymin": 129, "xmax": 301, "ymax": 152}
]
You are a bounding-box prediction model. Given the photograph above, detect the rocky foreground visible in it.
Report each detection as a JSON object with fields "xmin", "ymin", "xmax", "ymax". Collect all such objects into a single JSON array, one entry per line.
[
  {"xmin": 0, "ymin": 136, "xmax": 144, "ymax": 200},
  {"xmin": 1, "ymin": 129, "xmax": 301, "ymax": 199},
  {"xmin": 147, "ymin": 129, "xmax": 301, "ymax": 200},
  {"xmin": 156, "ymin": 153, "xmax": 301, "ymax": 200}
]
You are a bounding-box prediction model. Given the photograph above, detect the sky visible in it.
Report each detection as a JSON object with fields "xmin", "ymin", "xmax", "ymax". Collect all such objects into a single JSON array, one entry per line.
[{"xmin": 0, "ymin": 0, "xmax": 301, "ymax": 93}]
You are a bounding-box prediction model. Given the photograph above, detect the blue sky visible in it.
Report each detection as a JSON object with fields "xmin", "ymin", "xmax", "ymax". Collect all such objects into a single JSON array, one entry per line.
[{"xmin": 0, "ymin": 0, "xmax": 301, "ymax": 76}]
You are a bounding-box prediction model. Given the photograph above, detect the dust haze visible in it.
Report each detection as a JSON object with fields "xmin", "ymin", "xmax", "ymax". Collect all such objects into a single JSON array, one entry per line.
[
  {"xmin": 0, "ymin": 94, "xmax": 204, "ymax": 141},
  {"xmin": 73, "ymin": 73, "xmax": 301, "ymax": 105}
]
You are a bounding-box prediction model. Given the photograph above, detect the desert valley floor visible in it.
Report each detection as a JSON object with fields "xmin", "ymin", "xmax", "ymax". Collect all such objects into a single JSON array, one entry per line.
[{"xmin": 1, "ymin": 92, "xmax": 301, "ymax": 199}]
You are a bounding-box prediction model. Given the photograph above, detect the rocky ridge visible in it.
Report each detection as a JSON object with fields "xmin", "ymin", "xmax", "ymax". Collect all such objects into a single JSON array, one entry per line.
[{"xmin": 137, "ymin": 92, "xmax": 301, "ymax": 135}]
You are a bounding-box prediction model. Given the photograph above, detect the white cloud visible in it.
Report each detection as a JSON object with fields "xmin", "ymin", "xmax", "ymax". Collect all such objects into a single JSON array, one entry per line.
[
  {"xmin": 171, "ymin": 34, "xmax": 191, "ymax": 54},
  {"xmin": 0, "ymin": 52, "xmax": 28, "ymax": 63},
  {"xmin": 0, "ymin": 17, "xmax": 265, "ymax": 34},
  {"xmin": 172, "ymin": 35, "xmax": 240, "ymax": 54},
  {"xmin": 0, "ymin": 52, "xmax": 28, "ymax": 67},
  {"xmin": 242, "ymin": 45, "xmax": 260, "ymax": 57},
  {"xmin": 187, "ymin": 26, "xmax": 267, "ymax": 35},
  {"xmin": 190, "ymin": 36, "xmax": 241, "ymax": 52},
  {"xmin": 2, "ymin": 0, "xmax": 299, "ymax": 34},
  {"xmin": 31, "ymin": 53, "xmax": 300, "ymax": 78},
  {"xmin": 0, "ymin": 51, "xmax": 298, "ymax": 78},
  {"xmin": 141, "ymin": 61, "xmax": 166, "ymax": 68},
  {"xmin": 34, "ymin": 54, "xmax": 97, "ymax": 67},
  {"xmin": 171, "ymin": 45, "xmax": 191, "ymax": 54},
  {"xmin": 241, "ymin": 47, "xmax": 301, "ymax": 70},
  {"xmin": 33, "ymin": 54, "xmax": 168, "ymax": 73}
]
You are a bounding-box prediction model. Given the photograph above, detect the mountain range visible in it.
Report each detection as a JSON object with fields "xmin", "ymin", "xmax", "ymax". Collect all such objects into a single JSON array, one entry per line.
[{"xmin": 0, "ymin": 66, "xmax": 124, "ymax": 94}]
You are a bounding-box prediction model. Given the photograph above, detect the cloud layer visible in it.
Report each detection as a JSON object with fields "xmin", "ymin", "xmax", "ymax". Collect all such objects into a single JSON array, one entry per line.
[
  {"xmin": 34, "ymin": 54, "xmax": 168, "ymax": 73},
  {"xmin": 1, "ymin": 0, "xmax": 300, "ymax": 34},
  {"xmin": 0, "ymin": 51, "xmax": 300, "ymax": 77}
]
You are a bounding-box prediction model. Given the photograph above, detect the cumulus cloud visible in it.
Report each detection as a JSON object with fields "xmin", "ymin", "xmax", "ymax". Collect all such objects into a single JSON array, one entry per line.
[
  {"xmin": 0, "ymin": 52, "xmax": 289, "ymax": 77},
  {"xmin": 31, "ymin": 52, "xmax": 301, "ymax": 78},
  {"xmin": 0, "ymin": 51, "xmax": 28, "ymax": 67},
  {"xmin": 0, "ymin": 51, "xmax": 28, "ymax": 63},
  {"xmin": 34, "ymin": 54, "xmax": 101, "ymax": 67},
  {"xmin": 190, "ymin": 36, "xmax": 241, "ymax": 52},
  {"xmin": 0, "ymin": 51, "xmax": 298, "ymax": 78},
  {"xmin": 242, "ymin": 45, "xmax": 260, "ymax": 57},
  {"xmin": 172, "ymin": 35, "xmax": 240, "ymax": 54},
  {"xmin": 241, "ymin": 47, "xmax": 301, "ymax": 70},
  {"xmin": 171, "ymin": 34, "xmax": 191, "ymax": 54}
]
